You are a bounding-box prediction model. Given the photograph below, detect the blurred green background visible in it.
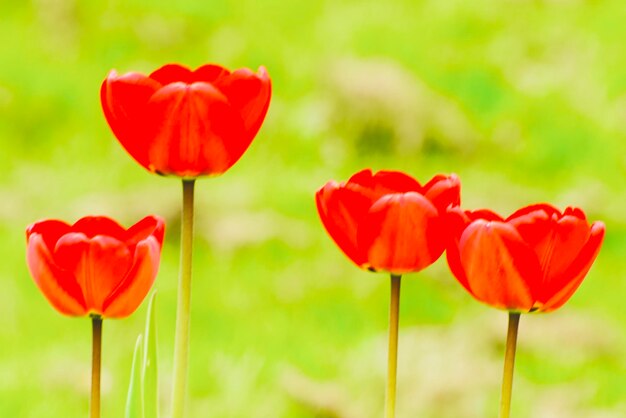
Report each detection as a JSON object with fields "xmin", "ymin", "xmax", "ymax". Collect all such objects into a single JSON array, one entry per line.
[{"xmin": 1, "ymin": 0, "xmax": 626, "ymax": 417}]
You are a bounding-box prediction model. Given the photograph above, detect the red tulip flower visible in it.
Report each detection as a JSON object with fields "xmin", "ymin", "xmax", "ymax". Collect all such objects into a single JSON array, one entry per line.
[
  {"xmin": 316, "ymin": 169, "xmax": 460, "ymax": 418},
  {"xmin": 316, "ymin": 169, "xmax": 461, "ymax": 274},
  {"xmin": 446, "ymin": 204, "xmax": 605, "ymax": 312},
  {"xmin": 446, "ymin": 204, "xmax": 605, "ymax": 417},
  {"xmin": 101, "ymin": 62, "xmax": 270, "ymax": 415},
  {"xmin": 26, "ymin": 215, "xmax": 165, "ymax": 318},
  {"xmin": 101, "ymin": 63, "xmax": 271, "ymax": 178}
]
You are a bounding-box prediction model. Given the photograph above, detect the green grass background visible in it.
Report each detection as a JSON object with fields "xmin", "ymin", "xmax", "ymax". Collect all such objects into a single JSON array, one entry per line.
[{"xmin": 1, "ymin": 0, "xmax": 626, "ymax": 416}]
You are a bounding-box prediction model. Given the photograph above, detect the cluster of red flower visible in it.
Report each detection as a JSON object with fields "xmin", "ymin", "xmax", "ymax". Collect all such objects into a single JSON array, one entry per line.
[
  {"xmin": 26, "ymin": 63, "xmax": 271, "ymax": 318},
  {"xmin": 22, "ymin": 61, "xmax": 605, "ymax": 418},
  {"xmin": 316, "ymin": 169, "xmax": 605, "ymax": 313}
]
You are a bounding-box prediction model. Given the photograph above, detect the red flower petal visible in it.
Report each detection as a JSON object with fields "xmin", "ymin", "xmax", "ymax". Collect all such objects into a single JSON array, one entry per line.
[
  {"xmin": 100, "ymin": 71, "xmax": 162, "ymax": 171},
  {"xmin": 149, "ymin": 63, "xmax": 233, "ymax": 85},
  {"xmin": 348, "ymin": 169, "xmax": 422, "ymax": 200},
  {"xmin": 193, "ymin": 64, "xmax": 232, "ymax": 83},
  {"xmin": 421, "ymin": 174, "xmax": 461, "ymax": 213},
  {"xmin": 459, "ymin": 220, "xmax": 541, "ymax": 311},
  {"xmin": 211, "ymin": 66, "xmax": 272, "ymax": 143},
  {"xmin": 358, "ymin": 192, "xmax": 441, "ymax": 274},
  {"xmin": 125, "ymin": 215, "xmax": 165, "ymax": 248},
  {"xmin": 53, "ymin": 233, "xmax": 133, "ymax": 314},
  {"xmin": 541, "ymin": 221, "xmax": 605, "ymax": 311},
  {"xmin": 102, "ymin": 236, "xmax": 161, "ymax": 318},
  {"xmin": 315, "ymin": 181, "xmax": 371, "ymax": 266},
  {"xmin": 446, "ymin": 208, "xmax": 508, "ymax": 295},
  {"xmin": 505, "ymin": 203, "xmax": 560, "ymax": 222},
  {"xmin": 142, "ymin": 82, "xmax": 246, "ymax": 176},
  {"xmin": 26, "ymin": 234, "xmax": 87, "ymax": 316},
  {"xmin": 71, "ymin": 216, "xmax": 127, "ymax": 240},
  {"xmin": 149, "ymin": 63, "xmax": 195, "ymax": 84},
  {"xmin": 467, "ymin": 209, "xmax": 505, "ymax": 222},
  {"xmin": 445, "ymin": 207, "xmax": 473, "ymax": 292},
  {"xmin": 510, "ymin": 208, "xmax": 591, "ymax": 291},
  {"xmin": 26, "ymin": 219, "xmax": 70, "ymax": 253}
]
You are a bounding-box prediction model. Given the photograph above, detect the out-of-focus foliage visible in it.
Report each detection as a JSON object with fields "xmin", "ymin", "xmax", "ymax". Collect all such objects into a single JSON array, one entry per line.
[{"xmin": 1, "ymin": 0, "xmax": 625, "ymax": 417}]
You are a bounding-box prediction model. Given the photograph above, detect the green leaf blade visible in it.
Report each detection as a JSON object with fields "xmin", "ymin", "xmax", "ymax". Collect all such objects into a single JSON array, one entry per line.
[{"xmin": 125, "ymin": 335, "xmax": 145, "ymax": 418}]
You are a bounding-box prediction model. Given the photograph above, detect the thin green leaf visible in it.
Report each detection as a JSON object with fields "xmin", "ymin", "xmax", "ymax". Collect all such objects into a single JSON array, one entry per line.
[
  {"xmin": 143, "ymin": 292, "xmax": 159, "ymax": 418},
  {"xmin": 125, "ymin": 335, "xmax": 145, "ymax": 418}
]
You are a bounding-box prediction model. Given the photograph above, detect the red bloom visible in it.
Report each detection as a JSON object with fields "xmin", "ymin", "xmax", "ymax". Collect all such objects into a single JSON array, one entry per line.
[
  {"xmin": 316, "ymin": 169, "xmax": 460, "ymax": 274},
  {"xmin": 26, "ymin": 216, "xmax": 165, "ymax": 318},
  {"xmin": 101, "ymin": 63, "xmax": 271, "ymax": 178},
  {"xmin": 446, "ymin": 204, "xmax": 605, "ymax": 312}
]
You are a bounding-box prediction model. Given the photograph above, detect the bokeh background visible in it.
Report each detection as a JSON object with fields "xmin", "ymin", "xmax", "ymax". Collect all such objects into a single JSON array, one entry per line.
[{"xmin": 2, "ymin": 0, "xmax": 626, "ymax": 417}]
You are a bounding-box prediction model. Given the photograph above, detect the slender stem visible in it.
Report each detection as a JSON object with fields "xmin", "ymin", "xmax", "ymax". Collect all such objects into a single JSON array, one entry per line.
[
  {"xmin": 171, "ymin": 179, "xmax": 195, "ymax": 418},
  {"xmin": 499, "ymin": 312, "xmax": 521, "ymax": 418},
  {"xmin": 91, "ymin": 315, "xmax": 103, "ymax": 418},
  {"xmin": 385, "ymin": 274, "xmax": 401, "ymax": 418}
]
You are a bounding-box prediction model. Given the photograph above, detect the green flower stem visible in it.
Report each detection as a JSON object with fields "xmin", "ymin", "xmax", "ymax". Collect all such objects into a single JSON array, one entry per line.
[
  {"xmin": 385, "ymin": 274, "xmax": 401, "ymax": 418},
  {"xmin": 500, "ymin": 312, "xmax": 521, "ymax": 418},
  {"xmin": 171, "ymin": 179, "xmax": 195, "ymax": 418},
  {"xmin": 91, "ymin": 315, "xmax": 102, "ymax": 418}
]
